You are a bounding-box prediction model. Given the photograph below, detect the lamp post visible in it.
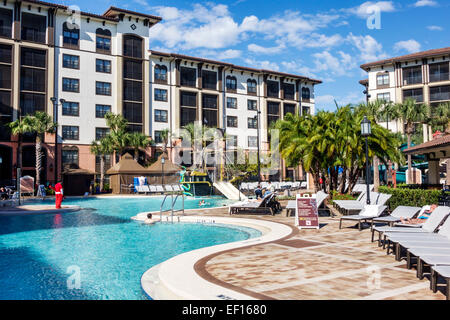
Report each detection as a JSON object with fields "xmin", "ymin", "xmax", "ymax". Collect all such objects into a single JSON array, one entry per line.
[
  {"xmin": 361, "ymin": 116, "xmax": 372, "ymax": 205},
  {"xmin": 161, "ymin": 156, "xmax": 165, "ymax": 185},
  {"xmin": 50, "ymin": 97, "xmax": 65, "ymax": 183}
]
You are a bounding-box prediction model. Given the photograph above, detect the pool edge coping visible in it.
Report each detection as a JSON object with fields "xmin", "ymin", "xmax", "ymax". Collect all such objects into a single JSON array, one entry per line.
[{"xmin": 140, "ymin": 216, "xmax": 295, "ymax": 300}]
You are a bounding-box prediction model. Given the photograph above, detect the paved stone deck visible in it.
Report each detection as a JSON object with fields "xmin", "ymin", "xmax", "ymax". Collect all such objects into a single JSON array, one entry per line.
[{"xmin": 187, "ymin": 203, "xmax": 447, "ymax": 300}]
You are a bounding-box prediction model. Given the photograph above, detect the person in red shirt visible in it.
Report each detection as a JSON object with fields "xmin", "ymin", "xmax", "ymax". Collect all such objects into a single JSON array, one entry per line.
[{"xmin": 49, "ymin": 181, "xmax": 64, "ymax": 209}]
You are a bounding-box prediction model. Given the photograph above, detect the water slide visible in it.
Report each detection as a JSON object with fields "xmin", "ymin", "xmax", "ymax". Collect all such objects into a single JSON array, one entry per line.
[{"xmin": 213, "ymin": 181, "xmax": 248, "ymax": 201}]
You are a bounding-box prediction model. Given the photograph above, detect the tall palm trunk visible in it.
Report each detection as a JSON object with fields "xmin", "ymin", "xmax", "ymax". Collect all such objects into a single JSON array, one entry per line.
[
  {"xmin": 134, "ymin": 148, "xmax": 139, "ymax": 161},
  {"xmin": 100, "ymin": 155, "xmax": 105, "ymax": 192},
  {"xmin": 407, "ymin": 132, "xmax": 413, "ymax": 184},
  {"xmin": 373, "ymin": 156, "xmax": 379, "ymax": 192},
  {"xmin": 35, "ymin": 136, "xmax": 42, "ymax": 187}
]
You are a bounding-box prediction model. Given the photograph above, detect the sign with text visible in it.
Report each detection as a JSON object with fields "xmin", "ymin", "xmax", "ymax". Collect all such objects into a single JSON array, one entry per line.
[{"xmin": 295, "ymin": 194, "xmax": 319, "ymax": 229}]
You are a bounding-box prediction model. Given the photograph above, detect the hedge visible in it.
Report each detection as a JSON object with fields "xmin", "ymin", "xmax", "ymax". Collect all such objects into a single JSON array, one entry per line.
[{"xmin": 378, "ymin": 186, "xmax": 448, "ymax": 210}]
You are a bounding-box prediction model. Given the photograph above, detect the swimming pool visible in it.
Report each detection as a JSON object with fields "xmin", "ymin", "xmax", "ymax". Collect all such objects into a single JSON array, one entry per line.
[{"xmin": 0, "ymin": 196, "xmax": 261, "ymax": 300}]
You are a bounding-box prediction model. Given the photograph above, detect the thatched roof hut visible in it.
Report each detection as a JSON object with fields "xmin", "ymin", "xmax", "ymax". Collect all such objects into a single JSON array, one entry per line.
[
  {"xmin": 106, "ymin": 153, "xmax": 149, "ymax": 193},
  {"xmin": 146, "ymin": 153, "xmax": 181, "ymax": 185}
]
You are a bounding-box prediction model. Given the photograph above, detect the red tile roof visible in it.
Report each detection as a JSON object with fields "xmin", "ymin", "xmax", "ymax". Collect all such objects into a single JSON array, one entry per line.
[
  {"xmin": 361, "ymin": 47, "xmax": 450, "ymax": 70},
  {"xmin": 403, "ymin": 134, "xmax": 450, "ymax": 154}
]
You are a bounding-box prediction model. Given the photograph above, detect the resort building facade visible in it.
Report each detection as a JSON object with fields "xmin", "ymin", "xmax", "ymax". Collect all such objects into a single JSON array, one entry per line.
[
  {"xmin": 360, "ymin": 47, "xmax": 450, "ymax": 141},
  {"xmin": 0, "ymin": 0, "xmax": 320, "ymax": 186}
]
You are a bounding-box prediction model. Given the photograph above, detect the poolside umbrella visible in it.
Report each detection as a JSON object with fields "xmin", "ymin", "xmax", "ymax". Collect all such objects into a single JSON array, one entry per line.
[
  {"xmin": 106, "ymin": 153, "xmax": 150, "ymax": 194},
  {"xmin": 146, "ymin": 153, "xmax": 181, "ymax": 185}
]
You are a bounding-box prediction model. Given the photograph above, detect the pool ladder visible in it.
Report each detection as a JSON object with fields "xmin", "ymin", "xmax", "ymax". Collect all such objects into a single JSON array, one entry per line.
[{"xmin": 160, "ymin": 193, "xmax": 185, "ymax": 223}]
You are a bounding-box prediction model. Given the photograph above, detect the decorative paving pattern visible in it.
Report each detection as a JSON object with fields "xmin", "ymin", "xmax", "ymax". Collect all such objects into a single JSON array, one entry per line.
[{"xmin": 194, "ymin": 203, "xmax": 447, "ymax": 300}]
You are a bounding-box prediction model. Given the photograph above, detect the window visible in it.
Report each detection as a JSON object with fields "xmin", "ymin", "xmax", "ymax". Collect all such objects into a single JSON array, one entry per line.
[
  {"xmin": 0, "ymin": 8, "xmax": 13, "ymax": 38},
  {"xmin": 20, "ymin": 68, "xmax": 45, "ymax": 92},
  {"xmin": 202, "ymin": 94, "xmax": 217, "ymax": 127},
  {"xmin": 180, "ymin": 91, "xmax": 197, "ymax": 107},
  {"xmin": 403, "ymin": 66, "xmax": 422, "ymax": 85},
  {"xmin": 429, "ymin": 62, "xmax": 450, "ymax": 83},
  {"xmin": 0, "ymin": 44, "xmax": 12, "ymax": 63},
  {"xmin": 248, "ymin": 136, "xmax": 257, "ymax": 148},
  {"xmin": 377, "ymin": 92, "xmax": 391, "ymax": 102},
  {"xmin": 123, "ymin": 80, "xmax": 141, "ymax": 101},
  {"xmin": 63, "ymin": 78, "xmax": 79, "ymax": 92},
  {"xmin": 20, "ymin": 93, "xmax": 45, "ymax": 116},
  {"xmin": 127, "ymin": 124, "xmax": 142, "ymax": 133},
  {"xmin": 227, "ymin": 116, "xmax": 238, "ymax": 128},
  {"xmin": 248, "ymin": 117, "xmax": 257, "ymax": 129},
  {"xmin": 227, "ymin": 135, "xmax": 238, "ymax": 148},
  {"xmin": 154, "ymin": 88, "xmax": 167, "ymax": 101},
  {"xmin": 302, "ymin": 87, "xmax": 310, "ymax": 100},
  {"xmin": 0, "ymin": 63, "xmax": 12, "ymax": 140},
  {"xmin": 155, "ymin": 109, "xmax": 168, "ymax": 122},
  {"xmin": 154, "ymin": 65, "xmax": 167, "ymax": 82},
  {"xmin": 283, "ymin": 83, "xmax": 295, "ymax": 100},
  {"xmin": 95, "ymin": 104, "xmax": 111, "ymax": 118},
  {"xmin": 267, "ymin": 80, "xmax": 279, "ymax": 98},
  {"xmin": 403, "ymin": 88, "xmax": 424, "ymax": 103},
  {"xmin": 96, "ymin": 28, "xmax": 111, "ymax": 53},
  {"xmin": 62, "ymin": 126, "xmax": 79, "ymax": 140},
  {"xmin": 283, "ymin": 103, "xmax": 296, "ymax": 116},
  {"xmin": 96, "ymin": 59, "xmax": 111, "ymax": 73},
  {"xmin": 302, "ymin": 106, "xmax": 310, "ymax": 116},
  {"xmin": 20, "ymin": 48, "xmax": 46, "ymax": 116},
  {"xmin": 21, "ymin": 47, "xmax": 46, "ymax": 67},
  {"xmin": 154, "ymin": 130, "xmax": 163, "ymax": 144},
  {"xmin": 62, "ymin": 22, "xmax": 79, "ymax": 48},
  {"xmin": 202, "ymin": 70, "xmax": 217, "ymax": 90},
  {"xmin": 180, "ymin": 91, "xmax": 197, "ymax": 127},
  {"xmin": 62, "ymin": 147, "xmax": 79, "ymax": 166},
  {"xmin": 377, "ymin": 73, "xmax": 389, "ymax": 86},
  {"xmin": 430, "ymin": 85, "xmax": 450, "ymax": 102},
  {"xmin": 124, "ymin": 60, "xmax": 142, "ymax": 80},
  {"xmin": 96, "ymin": 81, "xmax": 111, "ymax": 96},
  {"xmin": 267, "ymin": 101, "xmax": 280, "ymax": 127},
  {"xmin": 21, "ymin": 13, "xmax": 46, "ymax": 43},
  {"xmin": 95, "ymin": 127, "xmax": 110, "ymax": 140},
  {"xmin": 180, "ymin": 67, "xmax": 196, "ymax": 87},
  {"xmin": 95, "ymin": 154, "xmax": 112, "ymax": 173},
  {"xmin": 226, "ymin": 76, "xmax": 237, "ymax": 91},
  {"xmin": 247, "ymin": 79, "xmax": 257, "ymax": 94},
  {"xmin": 227, "ymin": 97, "xmax": 237, "ymax": 109},
  {"xmin": 247, "ymin": 99, "xmax": 257, "ymax": 111},
  {"xmin": 123, "ymin": 102, "xmax": 142, "ymax": 124},
  {"xmin": 62, "ymin": 101, "xmax": 79, "ymax": 116},
  {"xmin": 63, "ymin": 54, "xmax": 79, "ymax": 69},
  {"xmin": 123, "ymin": 35, "xmax": 143, "ymax": 58}
]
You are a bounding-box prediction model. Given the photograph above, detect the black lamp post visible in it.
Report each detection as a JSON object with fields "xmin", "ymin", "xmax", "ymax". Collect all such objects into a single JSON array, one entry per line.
[
  {"xmin": 50, "ymin": 97, "xmax": 65, "ymax": 183},
  {"xmin": 361, "ymin": 116, "xmax": 372, "ymax": 205}
]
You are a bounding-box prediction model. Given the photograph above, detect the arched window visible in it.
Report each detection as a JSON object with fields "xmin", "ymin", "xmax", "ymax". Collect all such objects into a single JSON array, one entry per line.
[
  {"xmin": 63, "ymin": 22, "xmax": 80, "ymax": 48},
  {"xmin": 154, "ymin": 64, "xmax": 167, "ymax": 82},
  {"xmin": 302, "ymin": 87, "xmax": 310, "ymax": 100},
  {"xmin": 123, "ymin": 34, "xmax": 142, "ymax": 58},
  {"xmin": 247, "ymin": 79, "xmax": 257, "ymax": 94},
  {"xmin": 96, "ymin": 28, "xmax": 111, "ymax": 53},
  {"xmin": 226, "ymin": 76, "xmax": 237, "ymax": 90}
]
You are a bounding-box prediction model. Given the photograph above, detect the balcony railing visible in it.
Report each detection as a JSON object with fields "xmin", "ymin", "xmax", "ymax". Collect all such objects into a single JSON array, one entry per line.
[
  {"xmin": 403, "ymin": 76, "xmax": 422, "ymax": 86},
  {"xmin": 430, "ymin": 73, "xmax": 450, "ymax": 83}
]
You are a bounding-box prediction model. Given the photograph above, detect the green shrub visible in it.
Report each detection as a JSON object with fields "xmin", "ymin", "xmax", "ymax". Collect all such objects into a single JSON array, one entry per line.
[
  {"xmin": 329, "ymin": 191, "xmax": 356, "ymax": 205},
  {"xmin": 378, "ymin": 186, "xmax": 448, "ymax": 210}
]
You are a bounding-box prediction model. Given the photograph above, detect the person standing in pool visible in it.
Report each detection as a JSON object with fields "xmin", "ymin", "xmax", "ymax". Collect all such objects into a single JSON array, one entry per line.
[{"xmin": 49, "ymin": 181, "xmax": 64, "ymax": 209}]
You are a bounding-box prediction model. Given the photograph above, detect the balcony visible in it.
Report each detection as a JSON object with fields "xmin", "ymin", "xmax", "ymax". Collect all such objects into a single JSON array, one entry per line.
[
  {"xmin": 430, "ymin": 73, "xmax": 450, "ymax": 83},
  {"xmin": 403, "ymin": 76, "xmax": 422, "ymax": 86}
]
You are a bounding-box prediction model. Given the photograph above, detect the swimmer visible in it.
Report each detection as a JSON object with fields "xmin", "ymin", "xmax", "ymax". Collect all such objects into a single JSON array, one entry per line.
[
  {"xmin": 144, "ymin": 213, "xmax": 160, "ymax": 225},
  {"xmin": 199, "ymin": 200, "xmax": 206, "ymax": 207}
]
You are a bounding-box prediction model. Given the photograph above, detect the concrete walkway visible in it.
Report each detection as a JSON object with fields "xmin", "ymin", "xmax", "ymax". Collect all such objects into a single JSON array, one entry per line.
[{"xmin": 186, "ymin": 203, "xmax": 447, "ymax": 300}]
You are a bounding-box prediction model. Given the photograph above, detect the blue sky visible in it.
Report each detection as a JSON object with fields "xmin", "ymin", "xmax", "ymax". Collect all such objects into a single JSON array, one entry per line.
[{"xmin": 57, "ymin": 0, "xmax": 449, "ymax": 111}]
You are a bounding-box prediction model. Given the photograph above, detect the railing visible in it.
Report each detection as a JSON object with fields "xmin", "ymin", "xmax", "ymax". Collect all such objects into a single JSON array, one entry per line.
[
  {"xmin": 430, "ymin": 73, "xmax": 450, "ymax": 82},
  {"xmin": 160, "ymin": 193, "xmax": 185, "ymax": 223},
  {"xmin": 403, "ymin": 76, "xmax": 422, "ymax": 85}
]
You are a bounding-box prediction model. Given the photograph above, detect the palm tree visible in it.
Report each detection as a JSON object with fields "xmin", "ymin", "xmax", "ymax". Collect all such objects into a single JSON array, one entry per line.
[
  {"xmin": 159, "ymin": 129, "xmax": 171, "ymax": 154},
  {"xmin": 104, "ymin": 112, "xmax": 130, "ymax": 161},
  {"xmin": 430, "ymin": 102, "xmax": 450, "ymax": 133},
  {"xmin": 9, "ymin": 111, "xmax": 57, "ymax": 187},
  {"xmin": 128, "ymin": 132, "xmax": 151, "ymax": 161},
  {"xmin": 90, "ymin": 137, "xmax": 114, "ymax": 191},
  {"xmin": 396, "ymin": 98, "xmax": 429, "ymax": 184}
]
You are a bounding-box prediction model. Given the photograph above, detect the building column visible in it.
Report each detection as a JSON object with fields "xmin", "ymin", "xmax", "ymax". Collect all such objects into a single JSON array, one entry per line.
[{"xmin": 427, "ymin": 159, "xmax": 440, "ymax": 185}]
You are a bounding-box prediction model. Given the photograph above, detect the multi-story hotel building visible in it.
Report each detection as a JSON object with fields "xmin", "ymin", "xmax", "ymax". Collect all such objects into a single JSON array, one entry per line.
[
  {"xmin": 0, "ymin": 0, "xmax": 320, "ymax": 186},
  {"xmin": 360, "ymin": 47, "xmax": 450, "ymax": 140}
]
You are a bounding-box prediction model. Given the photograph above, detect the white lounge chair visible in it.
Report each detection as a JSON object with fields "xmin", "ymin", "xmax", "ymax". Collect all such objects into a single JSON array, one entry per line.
[
  {"xmin": 430, "ymin": 266, "xmax": 450, "ymax": 300},
  {"xmin": 339, "ymin": 205, "xmax": 387, "ymax": 231}
]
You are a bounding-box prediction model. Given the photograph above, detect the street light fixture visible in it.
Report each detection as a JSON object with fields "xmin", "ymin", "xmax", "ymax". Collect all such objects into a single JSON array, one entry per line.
[
  {"xmin": 50, "ymin": 97, "xmax": 65, "ymax": 183},
  {"xmin": 361, "ymin": 116, "xmax": 372, "ymax": 205}
]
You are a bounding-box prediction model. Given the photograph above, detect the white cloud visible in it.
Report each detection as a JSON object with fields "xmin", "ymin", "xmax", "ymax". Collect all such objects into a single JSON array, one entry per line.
[
  {"xmin": 394, "ymin": 40, "xmax": 421, "ymax": 53},
  {"xmin": 243, "ymin": 58, "xmax": 280, "ymax": 71},
  {"xmin": 427, "ymin": 25, "xmax": 443, "ymax": 31},
  {"xmin": 348, "ymin": 1, "xmax": 396, "ymax": 18},
  {"xmin": 346, "ymin": 33, "xmax": 387, "ymax": 62},
  {"xmin": 199, "ymin": 49, "xmax": 242, "ymax": 60},
  {"xmin": 315, "ymin": 92, "xmax": 364, "ymax": 110},
  {"xmin": 312, "ymin": 51, "xmax": 357, "ymax": 77},
  {"xmin": 414, "ymin": 0, "xmax": 438, "ymax": 7},
  {"xmin": 248, "ymin": 43, "xmax": 286, "ymax": 54}
]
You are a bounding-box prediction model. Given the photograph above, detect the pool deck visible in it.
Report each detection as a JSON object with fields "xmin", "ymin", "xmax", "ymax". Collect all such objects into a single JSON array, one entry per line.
[
  {"xmin": 160, "ymin": 202, "xmax": 447, "ymax": 300},
  {"xmin": 0, "ymin": 204, "xmax": 81, "ymax": 216}
]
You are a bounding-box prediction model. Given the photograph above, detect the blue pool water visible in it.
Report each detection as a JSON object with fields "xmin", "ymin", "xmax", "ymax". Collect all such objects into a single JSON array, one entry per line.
[{"xmin": 0, "ymin": 196, "xmax": 260, "ymax": 300}]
